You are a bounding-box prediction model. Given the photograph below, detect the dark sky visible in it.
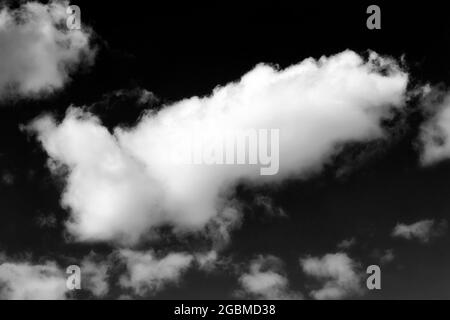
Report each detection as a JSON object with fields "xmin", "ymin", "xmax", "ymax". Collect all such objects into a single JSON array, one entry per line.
[{"xmin": 1, "ymin": 1, "xmax": 450, "ymax": 299}]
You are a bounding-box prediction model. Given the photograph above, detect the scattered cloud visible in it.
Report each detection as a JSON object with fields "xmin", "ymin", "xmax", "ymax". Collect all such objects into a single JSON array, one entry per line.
[
  {"xmin": 236, "ymin": 255, "xmax": 302, "ymax": 300},
  {"xmin": 118, "ymin": 250, "xmax": 194, "ymax": 296},
  {"xmin": 80, "ymin": 253, "xmax": 109, "ymax": 298},
  {"xmin": 0, "ymin": 1, "xmax": 444, "ymax": 301},
  {"xmin": 0, "ymin": 1, "xmax": 96, "ymax": 99},
  {"xmin": 392, "ymin": 219, "xmax": 447, "ymax": 243},
  {"xmin": 300, "ymin": 252, "xmax": 364, "ymax": 300},
  {"xmin": 0, "ymin": 257, "xmax": 67, "ymax": 300}
]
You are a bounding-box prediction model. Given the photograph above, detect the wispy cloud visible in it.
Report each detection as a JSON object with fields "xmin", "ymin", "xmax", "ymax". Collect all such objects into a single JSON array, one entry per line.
[
  {"xmin": 392, "ymin": 219, "xmax": 447, "ymax": 243},
  {"xmin": 26, "ymin": 50, "xmax": 408, "ymax": 246}
]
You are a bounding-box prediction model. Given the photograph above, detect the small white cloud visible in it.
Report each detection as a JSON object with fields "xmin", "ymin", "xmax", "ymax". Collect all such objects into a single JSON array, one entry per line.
[
  {"xmin": 420, "ymin": 91, "xmax": 450, "ymax": 164},
  {"xmin": 0, "ymin": 1, "xmax": 96, "ymax": 99},
  {"xmin": 392, "ymin": 219, "xmax": 447, "ymax": 243},
  {"xmin": 0, "ymin": 257, "xmax": 67, "ymax": 300},
  {"xmin": 118, "ymin": 250, "xmax": 193, "ymax": 296},
  {"xmin": 236, "ymin": 255, "xmax": 302, "ymax": 300},
  {"xmin": 195, "ymin": 250, "xmax": 220, "ymax": 272},
  {"xmin": 300, "ymin": 252, "xmax": 364, "ymax": 300}
]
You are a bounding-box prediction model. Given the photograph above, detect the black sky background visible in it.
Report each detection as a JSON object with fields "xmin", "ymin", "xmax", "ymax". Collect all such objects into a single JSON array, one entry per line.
[{"xmin": 1, "ymin": 0, "xmax": 450, "ymax": 299}]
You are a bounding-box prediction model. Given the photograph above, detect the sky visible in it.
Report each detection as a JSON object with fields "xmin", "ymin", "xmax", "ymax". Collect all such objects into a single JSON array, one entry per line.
[{"xmin": 1, "ymin": 0, "xmax": 450, "ymax": 300}]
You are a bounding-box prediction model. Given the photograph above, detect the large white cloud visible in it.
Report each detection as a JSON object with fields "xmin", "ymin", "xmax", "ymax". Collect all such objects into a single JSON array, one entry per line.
[
  {"xmin": 300, "ymin": 252, "xmax": 364, "ymax": 300},
  {"xmin": 236, "ymin": 255, "xmax": 302, "ymax": 300},
  {"xmin": 0, "ymin": 1, "xmax": 95, "ymax": 99},
  {"xmin": 27, "ymin": 50, "xmax": 408, "ymax": 245}
]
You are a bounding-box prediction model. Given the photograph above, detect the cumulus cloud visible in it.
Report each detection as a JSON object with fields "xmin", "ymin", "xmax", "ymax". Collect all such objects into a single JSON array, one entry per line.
[
  {"xmin": 118, "ymin": 250, "xmax": 194, "ymax": 296},
  {"xmin": 236, "ymin": 255, "xmax": 302, "ymax": 300},
  {"xmin": 300, "ymin": 252, "xmax": 364, "ymax": 300},
  {"xmin": 0, "ymin": 258, "xmax": 67, "ymax": 300},
  {"xmin": 392, "ymin": 219, "xmax": 447, "ymax": 243},
  {"xmin": 0, "ymin": 1, "xmax": 95, "ymax": 99},
  {"xmin": 27, "ymin": 50, "xmax": 408, "ymax": 245}
]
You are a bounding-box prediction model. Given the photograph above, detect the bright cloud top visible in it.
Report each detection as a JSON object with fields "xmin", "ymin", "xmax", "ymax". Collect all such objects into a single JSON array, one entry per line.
[
  {"xmin": 27, "ymin": 50, "xmax": 408, "ymax": 245},
  {"xmin": 300, "ymin": 252, "xmax": 364, "ymax": 300},
  {"xmin": 0, "ymin": 1, "xmax": 95, "ymax": 99}
]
